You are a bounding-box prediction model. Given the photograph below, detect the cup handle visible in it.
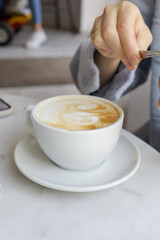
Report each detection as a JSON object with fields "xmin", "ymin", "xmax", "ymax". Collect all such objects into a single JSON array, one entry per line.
[{"xmin": 23, "ymin": 105, "xmax": 35, "ymax": 136}]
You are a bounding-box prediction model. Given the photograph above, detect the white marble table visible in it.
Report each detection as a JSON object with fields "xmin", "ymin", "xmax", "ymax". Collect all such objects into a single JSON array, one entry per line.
[{"xmin": 0, "ymin": 93, "xmax": 160, "ymax": 240}]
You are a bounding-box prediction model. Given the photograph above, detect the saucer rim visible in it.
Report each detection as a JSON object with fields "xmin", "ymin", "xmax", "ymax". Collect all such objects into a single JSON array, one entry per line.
[{"xmin": 14, "ymin": 132, "xmax": 141, "ymax": 192}]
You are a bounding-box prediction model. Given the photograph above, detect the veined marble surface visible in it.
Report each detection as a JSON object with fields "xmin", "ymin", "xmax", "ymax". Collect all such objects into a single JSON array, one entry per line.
[{"xmin": 0, "ymin": 94, "xmax": 160, "ymax": 240}]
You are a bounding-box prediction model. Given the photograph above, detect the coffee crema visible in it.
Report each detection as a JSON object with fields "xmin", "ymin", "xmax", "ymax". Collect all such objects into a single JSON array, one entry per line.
[{"xmin": 35, "ymin": 96, "xmax": 120, "ymax": 131}]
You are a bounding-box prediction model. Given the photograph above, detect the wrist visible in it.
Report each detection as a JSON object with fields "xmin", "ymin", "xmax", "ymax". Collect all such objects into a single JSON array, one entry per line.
[
  {"xmin": 94, "ymin": 50, "xmax": 120, "ymax": 65},
  {"xmin": 94, "ymin": 51, "xmax": 121, "ymax": 86}
]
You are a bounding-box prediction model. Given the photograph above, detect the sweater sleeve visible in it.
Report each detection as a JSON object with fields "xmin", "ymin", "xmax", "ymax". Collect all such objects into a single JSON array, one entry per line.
[{"xmin": 70, "ymin": 37, "xmax": 151, "ymax": 102}]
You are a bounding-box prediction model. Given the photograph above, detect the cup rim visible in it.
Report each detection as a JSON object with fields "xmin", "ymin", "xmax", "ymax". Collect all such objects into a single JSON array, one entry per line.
[{"xmin": 32, "ymin": 95, "xmax": 124, "ymax": 133}]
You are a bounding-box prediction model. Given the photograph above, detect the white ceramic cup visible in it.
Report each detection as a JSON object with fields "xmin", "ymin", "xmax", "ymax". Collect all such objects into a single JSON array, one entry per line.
[{"xmin": 24, "ymin": 95, "xmax": 124, "ymax": 171}]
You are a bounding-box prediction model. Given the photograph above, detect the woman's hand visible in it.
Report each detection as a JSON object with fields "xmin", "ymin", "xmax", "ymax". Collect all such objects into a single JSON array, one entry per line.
[{"xmin": 91, "ymin": 1, "xmax": 153, "ymax": 71}]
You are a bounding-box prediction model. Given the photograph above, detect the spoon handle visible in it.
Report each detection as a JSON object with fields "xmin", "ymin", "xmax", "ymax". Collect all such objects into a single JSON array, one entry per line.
[{"xmin": 140, "ymin": 50, "xmax": 160, "ymax": 59}]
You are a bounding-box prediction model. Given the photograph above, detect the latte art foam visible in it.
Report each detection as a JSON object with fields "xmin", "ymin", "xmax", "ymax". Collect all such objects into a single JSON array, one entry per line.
[{"xmin": 35, "ymin": 96, "xmax": 120, "ymax": 131}]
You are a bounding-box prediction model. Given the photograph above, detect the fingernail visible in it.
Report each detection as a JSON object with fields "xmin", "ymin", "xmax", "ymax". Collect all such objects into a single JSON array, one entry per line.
[
  {"xmin": 130, "ymin": 55, "xmax": 139, "ymax": 65},
  {"xmin": 127, "ymin": 61, "xmax": 134, "ymax": 70}
]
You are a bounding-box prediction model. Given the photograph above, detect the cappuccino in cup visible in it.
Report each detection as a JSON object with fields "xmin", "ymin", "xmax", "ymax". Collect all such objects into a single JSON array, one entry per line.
[
  {"xmin": 24, "ymin": 95, "xmax": 124, "ymax": 170},
  {"xmin": 35, "ymin": 95, "xmax": 120, "ymax": 131}
]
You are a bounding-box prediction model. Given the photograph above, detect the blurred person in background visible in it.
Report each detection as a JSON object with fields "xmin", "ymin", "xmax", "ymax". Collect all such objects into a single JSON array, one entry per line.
[
  {"xmin": 25, "ymin": 0, "xmax": 47, "ymax": 49},
  {"xmin": 6, "ymin": 0, "xmax": 47, "ymax": 48},
  {"xmin": 70, "ymin": 0, "xmax": 160, "ymax": 152}
]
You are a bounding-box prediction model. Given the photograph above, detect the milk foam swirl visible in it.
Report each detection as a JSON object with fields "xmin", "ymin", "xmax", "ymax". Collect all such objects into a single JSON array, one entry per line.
[{"xmin": 35, "ymin": 96, "xmax": 120, "ymax": 131}]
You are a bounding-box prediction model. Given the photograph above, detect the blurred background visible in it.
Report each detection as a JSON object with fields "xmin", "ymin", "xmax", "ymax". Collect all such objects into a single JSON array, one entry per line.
[{"xmin": 0, "ymin": 0, "xmax": 150, "ymax": 133}]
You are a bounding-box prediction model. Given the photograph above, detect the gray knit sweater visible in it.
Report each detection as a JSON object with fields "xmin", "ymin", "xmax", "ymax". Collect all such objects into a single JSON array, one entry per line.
[{"xmin": 70, "ymin": 0, "xmax": 160, "ymax": 152}]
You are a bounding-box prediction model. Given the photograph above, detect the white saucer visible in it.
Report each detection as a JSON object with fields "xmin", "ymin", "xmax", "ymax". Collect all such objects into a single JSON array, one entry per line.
[{"xmin": 14, "ymin": 132, "xmax": 141, "ymax": 192}]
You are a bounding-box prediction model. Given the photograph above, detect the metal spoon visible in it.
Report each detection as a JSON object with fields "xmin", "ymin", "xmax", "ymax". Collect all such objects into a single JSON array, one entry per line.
[{"xmin": 140, "ymin": 50, "xmax": 160, "ymax": 59}]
